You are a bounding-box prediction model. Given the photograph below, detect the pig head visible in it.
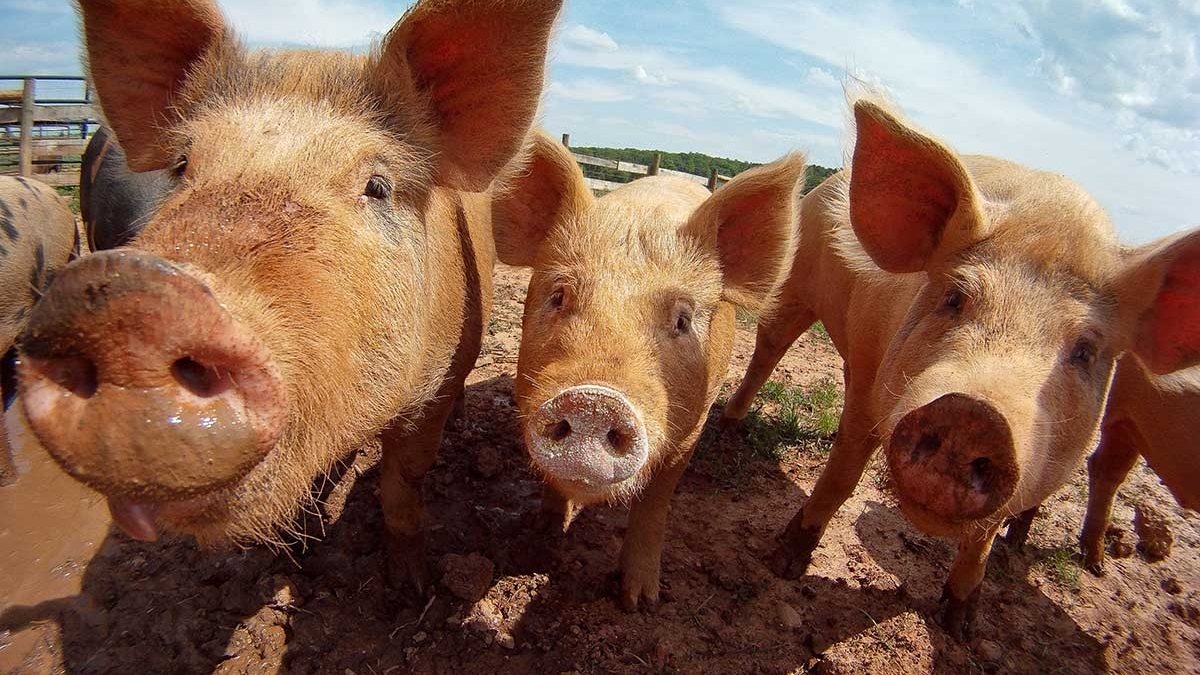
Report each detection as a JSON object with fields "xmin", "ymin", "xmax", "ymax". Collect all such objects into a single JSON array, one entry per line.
[
  {"xmin": 724, "ymin": 95, "xmax": 1200, "ymax": 638},
  {"xmin": 9, "ymin": 0, "xmax": 562, "ymax": 592},
  {"xmin": 493, "ymin": 131, "xmax": 805, "ymax": 610}
]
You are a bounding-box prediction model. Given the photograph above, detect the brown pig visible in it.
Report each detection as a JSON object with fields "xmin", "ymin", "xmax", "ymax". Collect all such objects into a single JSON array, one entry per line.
[
  {"xmin": 492, "ymin": 131, "xmax": 805, "ymax": 611},
  {"xmin": 721, "ymin": 95, "xmax": 1200, "ymax": 638},
  {"xmin": 1007, "ymin": 356, "xmax": 1200, "ymax": 573},
  {"xmin": 7, "ymin": 0, "xmax": 562, "ymax": 592},
  {"xmin": 1, "ymin": 176, "xmax": 80, "ymax": 485}
]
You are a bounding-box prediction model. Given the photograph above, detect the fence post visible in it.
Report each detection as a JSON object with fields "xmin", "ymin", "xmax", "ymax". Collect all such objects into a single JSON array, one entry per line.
[
  {"xmin": 648, "ymin": 153, "xmax": 661, "ymax": 176},
  {"xmin": 19, "ymin": 77, "xmax": 35, "ymax": 178},
  {"xmin": 707, "ymin": 167, "xmax": 719, "ymax": 191},
  {"xmin": 561, "ymin": 133, "xmax": 570, "ymax": 148}
]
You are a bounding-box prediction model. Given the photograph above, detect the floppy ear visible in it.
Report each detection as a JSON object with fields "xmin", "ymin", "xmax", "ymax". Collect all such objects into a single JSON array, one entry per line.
[
  {"xmin": 79, "ymin": 0, "xmax": 229, "ymax": 172},
  {"xmin": 491, "ymin": 130, "xmax": 593, "ymax": 267},
  {"xmin": 1114, "ymin": 229, "xmax": 1200, "ymax": 374},
  {"xmin": 376, "ymin": 0, "xmax": 564, "ymax": 192},
  {"xmin": 848, "ymin": 99, "xmax": 988, "ymax": 273},
  {"xmin": 684, "ymin": 153, "xmax": 805, "ymax": 311}
]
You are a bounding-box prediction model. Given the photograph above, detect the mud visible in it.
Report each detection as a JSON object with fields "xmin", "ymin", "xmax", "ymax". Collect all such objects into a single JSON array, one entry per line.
[{"xmin": 1, "ymin": 265, "xmax": 1197, "ymax": 674}]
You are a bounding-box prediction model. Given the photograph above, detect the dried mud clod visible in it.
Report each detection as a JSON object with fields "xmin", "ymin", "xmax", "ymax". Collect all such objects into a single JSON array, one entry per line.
[
  {"xmin": 440, "ymin": 552, "xmax": 496, "ymax": 602},
  {"xmin": 1133, "ymin": 502, "xmax": 1174, "ymax": 562}
]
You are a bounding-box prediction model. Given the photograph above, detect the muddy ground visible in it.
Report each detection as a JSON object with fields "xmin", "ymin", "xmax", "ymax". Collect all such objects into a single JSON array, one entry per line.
[{"xmin": 1, "ymin": 265, "xmax": 1198, "ymax": 675}]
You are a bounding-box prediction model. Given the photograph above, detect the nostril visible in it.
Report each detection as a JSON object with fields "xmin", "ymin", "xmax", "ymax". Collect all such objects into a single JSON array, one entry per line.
[
  {"xmin": 606, "ymin": 428, "xmax": 631, "ymax": 456},
  {"xmin": 911, "ymin": 432, "xmax": 941, "ymax": 463},
  {"xmin": 171, "ymin": 357, "xmax": 231, "ymax": 398},
  {"xmin": 41, "ymin": 355, "xmax": 99, "ymax": 399},
  {"xmin": 544, "ymin": 419, "xmax": 572, "ymax": 442},
  {"xmin": 969, "ymin": 457, "xmax": 993, "ymax": 492}
]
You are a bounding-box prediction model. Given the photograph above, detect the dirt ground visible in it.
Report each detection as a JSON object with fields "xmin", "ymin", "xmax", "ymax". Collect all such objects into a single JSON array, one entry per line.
[{"xmin": 2, "ymin": 264, "xmax": 1198, "ymax": 675}]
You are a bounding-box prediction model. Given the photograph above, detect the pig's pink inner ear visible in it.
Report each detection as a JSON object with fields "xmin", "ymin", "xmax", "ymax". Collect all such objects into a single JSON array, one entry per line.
[
  {"xmin": 848, "ymin": 100, "xmax": 984, "ymax": 274},
  {"xmin": 1124, "ymin": 229, "xmax": 1200, "ymax": 374},
  {"xmin": 687, "ymin": 153, "xmax": 805, "ymax": 311},
  {"xmin": 80, "ymin": 0, "xmax": 227, "ymax": 172},
  {"xmin": 382, "ymin": 0, "xmax": 564, "ymax": 193},
  {"xmin": 492, "ymin": 131, "xmax": 593, "ymax": 267}
]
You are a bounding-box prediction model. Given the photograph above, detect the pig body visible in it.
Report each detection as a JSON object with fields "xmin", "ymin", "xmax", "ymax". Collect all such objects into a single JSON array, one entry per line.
[
  {"xmin": 0, "ymin": 176, "xmax": 79, "ymax": 485},
  {"xmin": 722, "ymin": 96, "xmax": 1200, "ymax": 638},
  {"xmin": 493, "ymin": 131, "xmax": 805, "ymax": 610},
  {"xmin": 80, "ymin": 125, "xmax": 172, "ymax": 251},
  {"xmin": 9, "ymin": 0, "xmax": 561, "ymax": 591}
]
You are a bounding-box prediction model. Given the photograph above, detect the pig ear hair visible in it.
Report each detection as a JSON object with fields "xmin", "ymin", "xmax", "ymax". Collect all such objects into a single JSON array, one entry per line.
[
  {"xmin": 376, "ymin": 0, "xmax": 565, "ymax": 192},
  {"xmin": 79, "ymin": 0, "xmax": 229, "ymax": 172},
  {"xmin": 491, "ymin": 129, "xmax": 593, "ymax": 267},
  {"xmin": 847, "ymin": 99, "xmax": 988, "ymax": 274},
  {"xmin": 686, "ymin": 153, "xmax": 806, "ymax": 312},
  {"xmin": 1116, "ymin": 228, "xmax": 1200, "ymax": 374}
]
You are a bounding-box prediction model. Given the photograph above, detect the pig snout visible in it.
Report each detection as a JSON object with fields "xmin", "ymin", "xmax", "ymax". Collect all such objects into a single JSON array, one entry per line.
[
  {"xmin": 526, "ymin": 385, "xmax": 650, "ymax": 489},
  {"xmin": 16, "ymin": 250, "xmax": 287, "ymax": 511},
  {"xmin": 885, "ymin": 393, "xmax": 1018, "ymax": 523}
]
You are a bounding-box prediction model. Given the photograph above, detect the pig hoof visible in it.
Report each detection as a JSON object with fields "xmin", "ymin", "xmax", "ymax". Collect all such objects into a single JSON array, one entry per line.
[
  {"xmin": 767, "ymin": 509, "xmax": 820, "ymax": 579},
  {"xmin": 1002, "ymin": 506, "xmax": 1038, "ymax": 551},
  {"xmin": 1082, "ymin": 552, "xmax": 1106, "ymax": 577},
  {"xmin": 384, "ymin": 533, "xmax": 432, "ymax": 599},
  {"xmin": 717, "ymin": 414, "xmax": 744, "ymax": 433},
  {"xmin": 938, "ymin": 585, "xmax": 981, "ymax": 642},
  {"xmin": 617, "ymin": 569, "xmax": 661, "ymax": 614}
]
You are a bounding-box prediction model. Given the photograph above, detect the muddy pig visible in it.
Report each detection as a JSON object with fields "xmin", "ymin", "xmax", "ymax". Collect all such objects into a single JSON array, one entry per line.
[
  {"xmin": 1005, "ymin": 355, "xmax": 1200, "ymax": 574},
  {"xmin": 80, "ymin": 125, "xmax": 172, "ymax": 251},
  {"xmin": 0, "ymin": 176, "xmax": 80, "ymax": 485},
  {"xmin": 721, "ymin": 94, "xmax": 1200, "ymax": 638},
  {"xmin": 492, "ymin": 131, "xmax": 805, "ymax": 610},
  {"xmin": 7, "ymin": 0, "xmax": 562, "ymax": 591}
]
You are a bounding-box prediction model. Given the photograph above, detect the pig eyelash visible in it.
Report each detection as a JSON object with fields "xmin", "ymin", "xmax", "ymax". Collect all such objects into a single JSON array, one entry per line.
[
  {"xmin": 1069, "ymin": 338, "xmax": 1098, "ymax": 368},
  {"xmin": 364, "ymin": 175, "xmax": 392, "ymax": 201},
  {"xmin": 672, "ymin": 306, "xmax": 693, "ymax": 337},
  {"xmin": 171, "ymin": 155, "xmax": 188, "ymax": 179},
  {"xmin": 941, "ymin": 287, "xmax": 966, "ymax": 314},
  {"xmin": 547, "ymin": 285, "xmax": 571, "ymax": 312}
]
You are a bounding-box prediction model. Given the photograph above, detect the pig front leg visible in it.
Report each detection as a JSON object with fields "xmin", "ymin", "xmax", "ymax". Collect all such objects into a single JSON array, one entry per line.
[
  {"xmin": 1079, "ymin": 420, "xmax": 1141, "ymax": 575},
  {"xmin": 940, "ymin": 522, "xmax": 1002, "ymax": 641},
  {"xmin": 379, "ymin": 393, "xmax": 458, "ymax": 597},
  {"xmin": 769, "ymin": 374, "xmax": 875, "ymax": 578},
  {"xmin": 619, "ymin": 446, "xmax": 695, "ymax": 613},
  {"xmin": 722, "ymin": 310, "xmax": 816, "ymax": 426},
  {"xmin": 1002, "ymin": 505, "xmax": 1039, "ymax": 550}
]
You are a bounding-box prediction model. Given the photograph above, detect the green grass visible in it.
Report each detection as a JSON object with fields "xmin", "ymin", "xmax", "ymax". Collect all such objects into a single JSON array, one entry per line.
[
  {"xmin": 810, "ymin": 321, "xmax": 830, "ymax": 342},
  {"xmin": 741, "ymin": 377, "xmax": 842, "ymax": 459},
  {"xmin": 54, "ymin": 185, "xmax": 81, "ymax": 215},
  {"xmin": 1038, "ymin": 546, "xmax": 1080, "ymax": 589},
  {"xmin": 735, "ymin": 307, "xmax": 758, "ymax": 330}
]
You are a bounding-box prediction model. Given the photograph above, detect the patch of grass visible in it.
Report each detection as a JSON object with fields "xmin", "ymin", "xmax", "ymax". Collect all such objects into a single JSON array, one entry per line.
[
  {"xmin": 810, "ymin": 321, "xmax": 830, "ymax": 342},
  {"xmin": 742, "ymin": 377, "xmax": 842, "ymax": 459},
  {"xmin": 54, "ymin": 185, "xmax": 81, "ymax": 215},
  {"xmin": 1037, "ymin": 546, "xmax": 1080, "ymax": 589},
  {"xmin": 735, "ymin": 307, "xmax": 758, "ymax": 329}
]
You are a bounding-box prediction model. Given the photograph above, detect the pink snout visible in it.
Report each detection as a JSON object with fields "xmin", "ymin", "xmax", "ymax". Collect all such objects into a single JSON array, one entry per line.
[
  {"xmin": 885, "ymin": 393, "xmax": 1018, "ymax": 523},
  {"xmin": 526, "ymin": 385, "xmax": 649, "ymax": 490},
  {"xmin": 16, "ymin": 250, "xmax": 287, "ymax": 513}
]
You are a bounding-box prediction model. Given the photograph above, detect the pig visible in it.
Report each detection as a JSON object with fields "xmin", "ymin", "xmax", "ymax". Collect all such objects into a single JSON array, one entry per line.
[
  {"xmin": 80, "ymin": 125, "xmax": 172, "ymax": 251},
  {"xmin": 8, "ymin": 0, "xmax": 562, "ymax": 592},
  {"xmin": 1006, "ymin": 356, "xmax": 1200, "ymax": 574},
  {"xmin": 491, "ymin": 131, "xmax": 805, "ymax": 611},
  {"xmin": 720, "ymin": 95, "xmax": 1200, "ymax": 639},
  {"xmin": 0, "ymin": 176, "xmax": 80, "ymax": 486}
]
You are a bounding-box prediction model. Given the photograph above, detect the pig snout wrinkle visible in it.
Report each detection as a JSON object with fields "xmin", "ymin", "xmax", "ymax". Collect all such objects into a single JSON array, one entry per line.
[
  {"xmin": 886, "ymin": 393, "xmax": 1019, "ymax": 523},
  {"xmin": 527, "ymin": 384, "xmax": 650, "ymax": 488}
]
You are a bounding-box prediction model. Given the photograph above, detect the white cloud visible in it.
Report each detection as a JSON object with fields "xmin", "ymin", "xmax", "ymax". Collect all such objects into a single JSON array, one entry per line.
[
  {"xmin": 632, "ymin": 65, "xmax": 673, "ymax": 86},
  {"xmin": 561, "ymin": 24, "xmax": 619, "ymax": 53},
  {"xmin": 547, "ymin": 79, "xmax": 634, "ymax": 103},
  {"xmin": 219, "ymin": 0, "xmax": 400, "ymax": 47}
]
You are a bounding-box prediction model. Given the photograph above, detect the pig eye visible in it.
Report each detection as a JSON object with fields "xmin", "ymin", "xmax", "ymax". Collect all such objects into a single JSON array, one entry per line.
[
  {"xmin": 942, "ymin": 288, "xmax": 965, "ymax": 314},
  {"xmin": 1070, "ymin": 338, "xmax": 1097, "ymax": 368},
  {"xmin": 548, "ymin": 286, "xmax": 567, "ymax": 311},
  {"xmin": 672, "ymin": 304, "xmax": 694, "ymax": 337},
  {"xmin": 364, "ymin": 175, "xmax": 392, "ymax": 201},
  {"xmin": 171, "ymin": 155, "xmax": 188, "ymax": 179}
]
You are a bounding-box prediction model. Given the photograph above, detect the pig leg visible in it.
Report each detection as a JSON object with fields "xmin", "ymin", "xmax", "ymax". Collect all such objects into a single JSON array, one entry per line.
[
  {"xmin": 769, "ymin": 368, "xmax": 875, "ymax": 578},
  {"xmin": 721, "ymin": 309, "xmax": 816, "ymax": 425},
  {"xmin": 619, "ymin": 444, "xmax": 697, "ymax": 613},
  {"xmin": 1079, "ymin": 420, "xmax": 1141, "ymax": 575},
  {"xmin": 379, "ymin": 393, "xmax": 459, "ymax": 596},
  {"xmin": 940, "ymin": 522, "xmax": 1002, "ymax": 641},
  {"xmin": 1002, "ymin": 505, "xmax": 1039, "ymax": 550}
]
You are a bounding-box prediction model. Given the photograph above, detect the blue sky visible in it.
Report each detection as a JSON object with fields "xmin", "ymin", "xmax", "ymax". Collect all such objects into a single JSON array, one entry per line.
[{"xmin": 2, "ymin": 0, "xmax": 1198, "ymax": 244}]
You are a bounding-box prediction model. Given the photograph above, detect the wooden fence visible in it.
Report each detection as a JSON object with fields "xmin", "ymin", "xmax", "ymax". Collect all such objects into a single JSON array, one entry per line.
[
  {"xmin": 0, "ymin": 75, "xmax": 96, "ymax": 187},
  {"xmin": 561, "ymin": 133, "xmax": 732, "ymax": 194}
]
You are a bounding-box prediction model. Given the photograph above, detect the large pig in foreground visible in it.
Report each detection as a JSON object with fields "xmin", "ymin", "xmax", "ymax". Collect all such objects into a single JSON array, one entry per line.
[
  {"xmin": 492, "ymin": 131, "xmax": 805, "ymax": 610},
  {"xmin": 1007, "ymin": 356, "xmax": 1200, "ymax": 573},
  {"xmin": 0, "ymin": 176, "xmax": 80, "ymax": 485},
  {"xmin": 8, "ymin": 0, "xmax": 562, "ymax": 591},
  {"xmin": 721, "ymin": 96, "xmax": 1200, "ymax": 638}
]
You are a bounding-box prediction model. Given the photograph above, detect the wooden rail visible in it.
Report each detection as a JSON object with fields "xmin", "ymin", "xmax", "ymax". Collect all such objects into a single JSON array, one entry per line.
[
  {"xmin": 0, "ymin": 75, "xmax": 96, "ymax": 183},
  {"xmin": 563, "ymin": 134, "xmax": 732, "ymax": 194}
]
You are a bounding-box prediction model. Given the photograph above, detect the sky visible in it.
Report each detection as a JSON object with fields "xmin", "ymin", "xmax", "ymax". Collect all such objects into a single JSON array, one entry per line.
[{"xmin": 2, "ymin": 0, "xmax": 1198, "ymax": 244}]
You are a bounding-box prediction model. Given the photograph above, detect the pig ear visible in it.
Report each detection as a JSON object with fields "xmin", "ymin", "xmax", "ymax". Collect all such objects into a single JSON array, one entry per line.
[
  {"xmin": 79, "ymin": 0, "xmax": 228, "ymax": 172},
  {"xmin": 685, "ymin": 153, "xmax": 806, "ymax": 311},
  {"xmin": 848, "ymin": 100, "xmax": 988, "ymax": 273},
  {"xmin": 376, "ymin": 0, "xmax": 564, "ymax": 192},
  {"xmin": 1114, "ymin": 229, "xmax": 1200, "ymax": 374},
  {"xmin": 491, "ymin": 130, "xmax": 593, "ymax": 267}
]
